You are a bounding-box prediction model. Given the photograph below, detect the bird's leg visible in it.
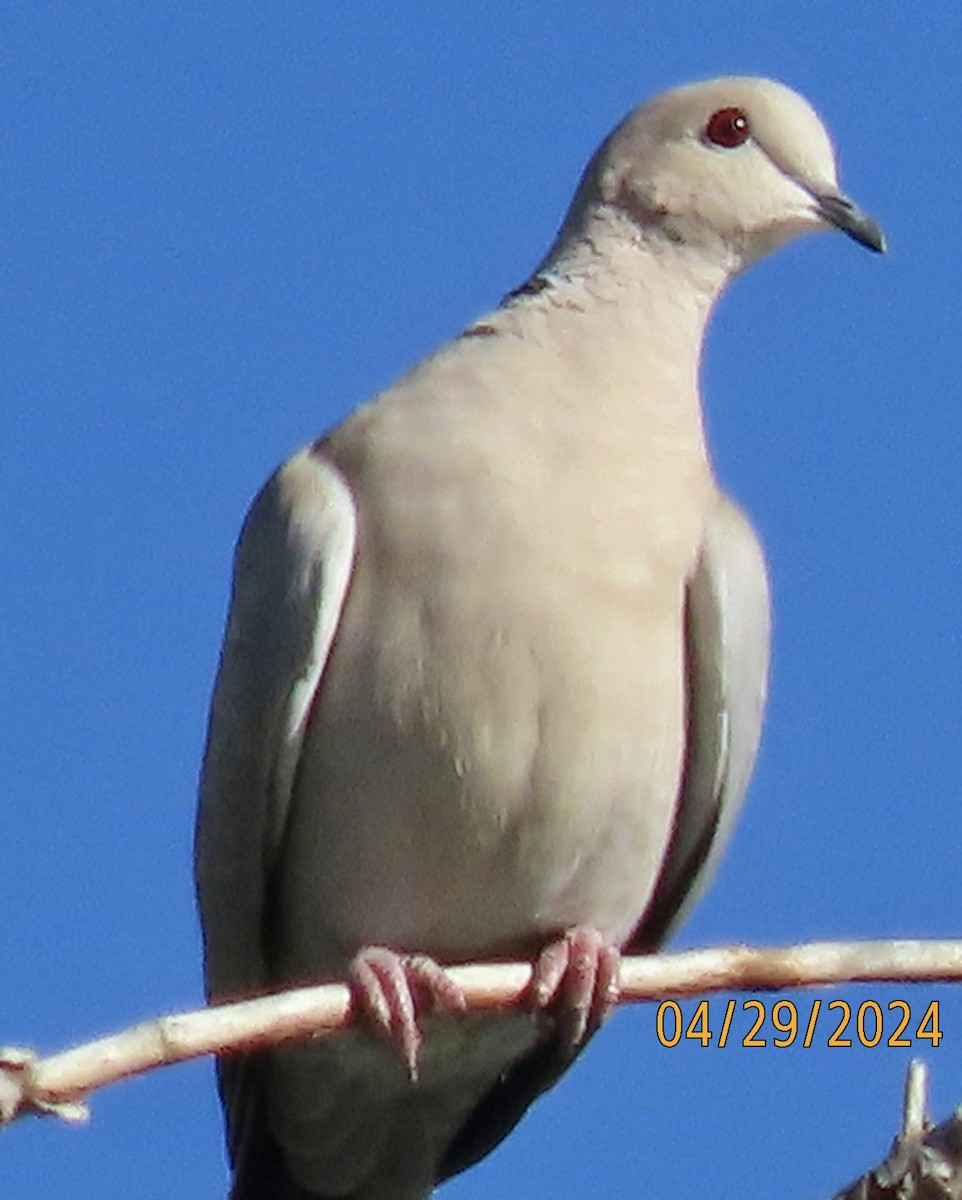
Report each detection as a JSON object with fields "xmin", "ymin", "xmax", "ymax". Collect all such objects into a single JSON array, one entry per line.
[
  {"xmin": 529, "ymin": 926, "xmax": 622, "ymax": 1047},
  {"xmin": 347, "ymin": 947, "xmax": 467, "ymax": 1081}
]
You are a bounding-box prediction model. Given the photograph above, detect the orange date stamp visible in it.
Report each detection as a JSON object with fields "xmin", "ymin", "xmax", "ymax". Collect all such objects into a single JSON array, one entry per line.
[{"xmin": 654, "ymin": 998, "xmax": 942, "ymax": 1048}]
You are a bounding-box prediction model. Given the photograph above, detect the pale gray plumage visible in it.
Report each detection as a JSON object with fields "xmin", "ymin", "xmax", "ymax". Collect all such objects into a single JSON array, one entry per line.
[{"xmin": 195, "ymin": 76, "xmax": 883, "ymax": 1199}]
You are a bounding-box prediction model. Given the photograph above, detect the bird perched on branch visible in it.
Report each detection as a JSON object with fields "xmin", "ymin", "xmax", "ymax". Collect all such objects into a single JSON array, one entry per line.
[{"xmin": 195, "ymin": 75, "xmax": 884, "ymax": 1200}]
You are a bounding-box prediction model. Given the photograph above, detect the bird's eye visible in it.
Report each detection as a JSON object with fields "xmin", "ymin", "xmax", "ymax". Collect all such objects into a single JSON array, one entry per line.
[{"xmin": 704, "ymin": 107, "xmax": 751, "ymax": 148}]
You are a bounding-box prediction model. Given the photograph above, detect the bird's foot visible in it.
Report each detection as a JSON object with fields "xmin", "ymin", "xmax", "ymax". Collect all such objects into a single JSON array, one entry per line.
[
  {"xmin": 348, "ymin": 947, "xmax": 466, "ymax": 1081},
  {"xmin": 529, "ymin": 926, "xmax": 622, "ymax": 1047}
]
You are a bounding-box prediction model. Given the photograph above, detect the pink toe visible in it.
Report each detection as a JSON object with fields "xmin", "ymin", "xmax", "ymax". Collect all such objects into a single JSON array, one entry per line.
[{"xmin": 530, "ymin": 927, "xmax": 623, "ymax": 1047}]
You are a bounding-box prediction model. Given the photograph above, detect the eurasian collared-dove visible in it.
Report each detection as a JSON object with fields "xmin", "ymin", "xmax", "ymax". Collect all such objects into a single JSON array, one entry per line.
[{"xmin": 195, "ymin": 76, "xmax": 884, "ymax": 1200}]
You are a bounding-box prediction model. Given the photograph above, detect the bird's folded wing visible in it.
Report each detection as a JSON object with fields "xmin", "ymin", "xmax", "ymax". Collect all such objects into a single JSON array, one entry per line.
[
  {"xmin": 637, "ymin": 494, "xmax": 771, "ymax": 948},
  {"xmin": 194, "ymin": 445, "xmax": 357, "ymax": 1164}
]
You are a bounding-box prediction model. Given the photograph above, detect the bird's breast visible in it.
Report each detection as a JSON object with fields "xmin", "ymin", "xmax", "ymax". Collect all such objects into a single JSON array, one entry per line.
[{"xmin": 273, "ymin": 442, "xmax": 710, "ymax": 981}]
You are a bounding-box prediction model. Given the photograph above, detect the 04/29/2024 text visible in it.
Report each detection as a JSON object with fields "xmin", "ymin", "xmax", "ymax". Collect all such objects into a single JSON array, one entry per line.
[{"xmin": 654, "ymin": 998, "xmax": 942, "ymax": 1049}]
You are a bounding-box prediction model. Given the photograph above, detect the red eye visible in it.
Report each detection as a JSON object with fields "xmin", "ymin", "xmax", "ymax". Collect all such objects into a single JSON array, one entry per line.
[{"xmin": 704, "ymin": 107, "xmax": 751, "ymax": 148}]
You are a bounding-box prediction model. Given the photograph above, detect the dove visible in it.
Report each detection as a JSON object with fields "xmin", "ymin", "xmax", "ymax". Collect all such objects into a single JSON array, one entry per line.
[{"xmin": 195, "ymin": 75, "xmax": 884, "ymax": 1199}]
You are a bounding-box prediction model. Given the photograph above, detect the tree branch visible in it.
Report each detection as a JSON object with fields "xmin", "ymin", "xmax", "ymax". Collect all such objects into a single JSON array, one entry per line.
[{"xmin": 3, "ymin": 938, "xmax": 961, "ymax": 1128}]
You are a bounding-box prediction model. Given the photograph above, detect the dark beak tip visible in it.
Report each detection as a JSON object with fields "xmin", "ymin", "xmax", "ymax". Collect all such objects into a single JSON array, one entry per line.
[
  {"xmin": 855, "ymin": 225, "xmax": 887, "ymax": 255},
  {"xmin": 855, "ymin": 219, "xmax": 887, "ymax": 255},
  {"xmin": 817, "ymin": 192, "xmax": 886, "ymax": 255}
]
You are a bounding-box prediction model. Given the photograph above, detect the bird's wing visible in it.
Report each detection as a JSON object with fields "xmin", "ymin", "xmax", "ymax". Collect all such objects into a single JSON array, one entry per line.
[
  {"xmin": 194, "ymin": 444, "xmax": 356, "ymax": 1173},
  {"xmin": 635, "ymin": 493, "xmax": 770, "ymax": 948}
]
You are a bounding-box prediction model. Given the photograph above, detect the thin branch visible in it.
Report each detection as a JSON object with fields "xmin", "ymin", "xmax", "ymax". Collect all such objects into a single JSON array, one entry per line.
[
  {"xmin": 901, "ymin": 1059, "xmax": 930, "ymax": 1141},
  {"xmin": 3, "ymin": 937, "xmax": 962, "ymax": 1128}
]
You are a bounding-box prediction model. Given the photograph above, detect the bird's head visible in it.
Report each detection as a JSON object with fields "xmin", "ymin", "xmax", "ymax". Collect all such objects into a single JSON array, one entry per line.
[{"xmin": 575, "ymin": 76, "xmax": 884, "ymax": 267}]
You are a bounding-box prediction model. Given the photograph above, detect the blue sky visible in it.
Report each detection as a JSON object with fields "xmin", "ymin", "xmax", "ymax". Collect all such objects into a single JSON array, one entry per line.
[{"xmin": 2, "ymin": 4, "xmax": 960, "ymax": 1197}]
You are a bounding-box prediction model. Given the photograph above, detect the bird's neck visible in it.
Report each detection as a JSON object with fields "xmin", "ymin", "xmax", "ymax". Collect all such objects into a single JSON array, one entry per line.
[
  {"xmin": 533, "ymin": 202, "xmax": 736, "ymax": 348},
  {"xmin": 492, "ymin": 205, "xmax": 734, "ymax": 462}
]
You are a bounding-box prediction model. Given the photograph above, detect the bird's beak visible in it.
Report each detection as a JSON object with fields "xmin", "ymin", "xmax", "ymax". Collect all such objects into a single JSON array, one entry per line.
[{"xmin": 815, "ymin": 191, "xmax": 886, "ymax": 253}]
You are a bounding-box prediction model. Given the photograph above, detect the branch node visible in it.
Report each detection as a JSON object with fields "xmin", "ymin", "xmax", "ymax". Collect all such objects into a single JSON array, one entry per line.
[{"xmin": 0, "ymin": 1047, "xmax": 89, "ymax": 1127}]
